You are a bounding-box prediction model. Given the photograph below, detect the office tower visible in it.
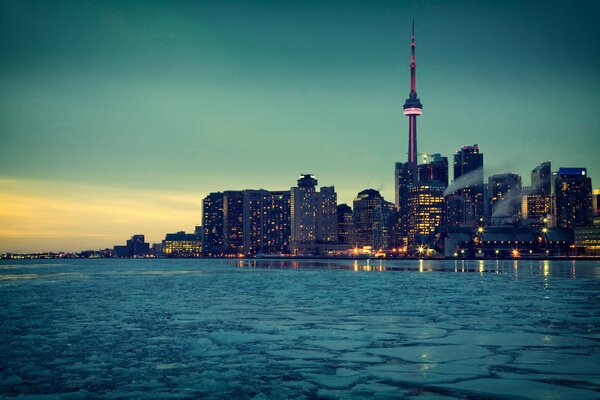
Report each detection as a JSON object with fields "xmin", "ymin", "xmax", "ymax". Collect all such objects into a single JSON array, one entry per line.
[
  {"xmin": 162, "ymin": 231, "xmax": 202, "ymax": 257},
  {"xmin": 406, "ymin": 183, "xmax": 446, "ymax": 243},
  {"xmin": 337, "ymin": 204, "xmax": 354, "ymax": 245},
  {"xmin": 202, "ymin": 192, "xmax": 224, "ymax": 255},
  {"xmin": 223, "ymin": 190, "xmax": 244, "ymax": 254},
  {"xmin": 594, "ymin": 189, "xmax": 600, "ymax": 216},
  {"xmin": 553, "ymin": 168, "xmax": 593, "ymax": 228},
  {"xmin": 446, "ymin": 145, "xmax": 484, "ymax": 227},
  {"xmin": 488, "ymin": 173, "xmax": 522, "ymax": 220},
  {"xmin": 263, "ymin": 191, "xmax": 291, "ymax": 254},
  {"xmin": 353, "ymin": 189, "xmax": 385, "ymax": 248},
  {"xmin": 318, "ymin": 186, "xmax": 338, "ymax": 243},
  {"xmin": 418, "ymin": 153, "xmax": 448, "ymax": 186}
]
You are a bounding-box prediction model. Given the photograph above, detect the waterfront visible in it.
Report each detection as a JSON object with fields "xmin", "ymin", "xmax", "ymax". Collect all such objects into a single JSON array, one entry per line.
[{"xmin": 1, "ymin": 259, "xmax": 599, "ymax": 399}]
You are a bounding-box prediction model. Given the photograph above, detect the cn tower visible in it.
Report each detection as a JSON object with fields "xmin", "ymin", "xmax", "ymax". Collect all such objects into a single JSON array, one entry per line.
[{"xmin": 403, "ymin": 20, "xmax": 422, "ymax": 179}]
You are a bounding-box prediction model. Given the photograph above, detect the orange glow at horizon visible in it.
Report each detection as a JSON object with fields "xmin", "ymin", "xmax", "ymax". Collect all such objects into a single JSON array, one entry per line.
[{"xmin": 0, "ymin": 177, "xmax": 204, "ymax": 253}]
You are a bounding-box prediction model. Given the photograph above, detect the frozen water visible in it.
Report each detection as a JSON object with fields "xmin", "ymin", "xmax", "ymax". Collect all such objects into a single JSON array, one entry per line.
[{"xmin": 0, "ymin": 258, "xmax": 599, "ymax": 399}]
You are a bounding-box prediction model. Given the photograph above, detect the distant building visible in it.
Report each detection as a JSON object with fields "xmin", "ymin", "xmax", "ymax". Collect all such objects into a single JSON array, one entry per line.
[
  {"xmin": 593, "ymin": 189, "xmax": 600, "ymax": 216},
  {"xmin": 262, "ymin": 191, "xmax": 291, "ymax": 254},
  {"xmin": 163, "ymin": 231, "xmax": 202, "ymax": 257},
  {"xmin": 337, "ymin": 204, "xmax": 354, "ymax": 245},
  {"xmin": 446, "ymin": 145, "xmax": 484, "ymax": 228},
  {"xmin": 113, "ymin": 234, "xmax": 149, "ymax": 258},
  {"xmin": 353, "ymin": 189, "xmax": 386, "ymax": 249},
  {"xmin": 488, "ymin": 173, "xmax": 522, "ymax": 223},
  {"xmin": 553, "ymin": 168, "xmax": 593, "ymax": 228},
  {"xmin": 290, "ymin": 174, "xmax": 338, "ymax": 253},
  {"xmin": 242, "ymin": 189, "xmax": 268, "ymax": 255},
  {"xmin": 318, "ymin": 186, "xmax": 338, "ymax": 243},
  {"xmin": 202, "ymin": 192, "xmax": 224, "ymax": 256},
  {"xmin": 291, "ymin": 174, "xmax": 319, "ymax": 246},
  {"xmin": 223, "ymin": 190, "xmax": 244, "ymax": 254}
]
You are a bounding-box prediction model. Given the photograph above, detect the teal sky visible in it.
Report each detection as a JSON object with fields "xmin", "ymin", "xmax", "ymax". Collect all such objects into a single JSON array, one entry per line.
[{"xmin": 1, "ymin": 0, "xmax": 599, "ymax": 251}]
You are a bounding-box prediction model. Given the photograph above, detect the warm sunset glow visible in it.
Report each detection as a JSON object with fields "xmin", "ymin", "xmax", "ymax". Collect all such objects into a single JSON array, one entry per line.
[{"xmin": 0, "ymin": 178, "xmax": 202, "ymax": 252}]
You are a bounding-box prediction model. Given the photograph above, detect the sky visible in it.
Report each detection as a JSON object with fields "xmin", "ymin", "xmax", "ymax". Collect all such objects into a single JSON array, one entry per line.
[{"xmin": 1, "ymin": 0, "xmax": 599, "ymax": 252}]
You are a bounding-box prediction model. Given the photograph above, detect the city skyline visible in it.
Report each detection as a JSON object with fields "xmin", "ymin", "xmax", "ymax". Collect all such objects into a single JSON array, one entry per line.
[{"xmin": 2, "ymin": 0, "xmax": 600, "ymax": 252}]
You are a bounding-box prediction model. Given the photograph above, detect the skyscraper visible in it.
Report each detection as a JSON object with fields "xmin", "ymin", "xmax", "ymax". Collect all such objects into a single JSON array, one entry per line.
[
  {"xmin": 522, "ymin": 161, "xmax": 551, "ymax": 227},
  {"xmin": 553, "ymin": 168, "xmax": 593, "ymax": 228},
  {"xmin": 336, "ymin": 204, "xmax": 354, "ymax": 245},
  {"xmin": 406, "ymin": 183, "xmax": 446, "ymax": 244},
  {"xmin": 446, "ymin": 145, "xmax": 484, "ymax": 227},
  {"xmin": 202, "ymin": 192, "xmax": 224, "ymax": 256},
  {"xmin": 353, "ymin": 189, "xmax": 385, "ymax": 248},
  {"xmin": 488, "ymin": 173, "xmax": 522, "ymax": 221},
  {"xmin": 317, "ymin": 186, "xmax": 338, "ymax": 243}
]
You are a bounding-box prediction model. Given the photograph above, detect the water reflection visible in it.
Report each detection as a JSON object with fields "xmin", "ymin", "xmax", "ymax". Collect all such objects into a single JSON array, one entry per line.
[{"xmin": 231, "ymin": 259, "xmax": 600, "ymax": 279}]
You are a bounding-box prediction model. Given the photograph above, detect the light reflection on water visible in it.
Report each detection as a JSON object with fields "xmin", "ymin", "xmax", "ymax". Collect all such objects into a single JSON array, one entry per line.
[{"xmin": 233, "ymin": 258, "xmax": 599, "ymax": 279}]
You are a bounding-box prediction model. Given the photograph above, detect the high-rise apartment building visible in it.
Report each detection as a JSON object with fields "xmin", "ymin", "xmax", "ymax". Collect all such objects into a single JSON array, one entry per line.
[
  {"xmin": 202, "ymin": 192, "xmax": 224, "ymax": 256},
  {"xmin": 262, "ymin": 191, "xmax": 291, "ymax": 254},
  {"xmin": 243, "ymin": 190, "xmax": 268, "ymax": 255},
  {"xmin": 223, "ymin": 191, "xmax": 244, "ymax": 254},
  {"xmin": 291, "ymin": 174, "xmax": 319, "ymax": 246},
  {"xmin": 290, "ymin": 175, "xmax": 338, "ymax": 253}
]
